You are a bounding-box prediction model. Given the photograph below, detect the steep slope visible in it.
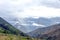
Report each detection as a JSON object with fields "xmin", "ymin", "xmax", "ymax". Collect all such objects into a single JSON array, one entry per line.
[
  {"xmin": 39, "ymin": 24, "xmax": 60, "ymax": 40},
  {"xmin": 4, "ymin": 17, "xmax": 40, "ymax": 33},
  {"xmin": 0, "ymin": 17, "xmax": 27, "ymax": 36},
  {"xmin": 28, "ymin": 24, "xmax": 60, "ymax": 38},
  {"xmin": 4, "ymin": 17, "xmax": 60, "ymax": 33},
  {"xmin": 0, "ymin": 17, "xmax": 37, "ymax": 40}
]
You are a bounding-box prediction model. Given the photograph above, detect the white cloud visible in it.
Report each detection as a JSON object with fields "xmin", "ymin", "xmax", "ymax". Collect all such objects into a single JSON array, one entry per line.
[
  {"xmin": 0, "ymin": 0, "xmax": 33, "ymax": 17},
  {"xmin": 32, "ymin": 23, "xmax": 45, "ymax": 27},
  {"xmin": 19, "ymin": 6, "xmax": 60, "ymax": 18},
  {"xmin": 10, "ymin": 0, "xmax": 33, "ymax": 5},
  {"xmin": 0, "ymin": 0, "xmax": 60, "ymax": 18},
  {"xmin": 41, "ymin": 0, "xmax": 60, "ymax": 8}
]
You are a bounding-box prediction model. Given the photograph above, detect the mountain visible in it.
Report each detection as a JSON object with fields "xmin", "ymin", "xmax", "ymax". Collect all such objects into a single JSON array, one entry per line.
[
  {"xmin": 3, "ymin": 17, "xmax": 60, "ymax": 33},
  {"xmin": 0, "ymin": 17, "xmax": 38, "ymax": 40},
  {"xmin": 3, "ymin": 17, "xmax": 40, "ymax": 33},
  {"xmin": 27, "ymin": 24, "xmax": 60, "ymax": 40},
  {"xmin": 39, "ymin": 24, "xmax": 60, "ymax": 40},
  {"xmin": 0, "ymin": 17, "xmax": 27, "ymax": 36}
]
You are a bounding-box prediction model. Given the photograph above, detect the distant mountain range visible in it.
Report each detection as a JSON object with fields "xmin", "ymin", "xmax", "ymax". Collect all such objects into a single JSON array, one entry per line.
[
  {"xmin": 3, "ymin": 17, "xmax": 60, "ymax": 33},
  {"xmin": 1, "ymin": 17, "xmax": 60, "ymax": 40},
  {"xmin": 27, "ymin": 24, "xmax": 60, "ymax": 40}
]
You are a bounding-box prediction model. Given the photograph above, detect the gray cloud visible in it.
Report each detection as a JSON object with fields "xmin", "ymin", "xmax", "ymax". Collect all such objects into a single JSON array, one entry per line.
[
  {"xmin": 0, "ymin": 0, "xmax": 23, "ymax": 18},
  {"xmin": 40, "ymin": 0, "xmax": 60, "ymax": 8},
  {"xmin": 0, "ymin": 0, "xmax": 60, "ymax": 18}
]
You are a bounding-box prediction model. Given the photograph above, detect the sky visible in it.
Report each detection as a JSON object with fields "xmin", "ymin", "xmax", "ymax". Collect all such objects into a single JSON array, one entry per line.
[{"xmin": 0, "ymin": 0, "xmax": 60, "ymax": 18}]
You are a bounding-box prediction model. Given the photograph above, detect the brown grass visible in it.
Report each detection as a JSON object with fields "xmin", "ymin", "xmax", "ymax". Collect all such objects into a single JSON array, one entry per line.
[{"xmin": 0, "ymin": 33, "xmax": 41, "ymax": 40}]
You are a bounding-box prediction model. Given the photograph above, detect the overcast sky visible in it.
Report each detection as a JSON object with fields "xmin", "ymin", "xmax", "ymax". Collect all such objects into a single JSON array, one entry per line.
[{"xmin": 0, "ymin": 0, "xmax": 60, "ymax": 18}]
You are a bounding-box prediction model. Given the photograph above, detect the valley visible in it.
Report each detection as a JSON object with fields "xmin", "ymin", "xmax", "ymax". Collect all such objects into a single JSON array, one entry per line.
[{"xmin": 0, "ymin": 17, "xmax": 60, "ymax": 40}]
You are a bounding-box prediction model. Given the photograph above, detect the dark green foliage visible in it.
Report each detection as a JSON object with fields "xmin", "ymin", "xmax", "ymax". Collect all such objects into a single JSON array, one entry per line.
[
  {"xmin": 0, "ymin": 17, "xmax": 26, "ymax": 36},
  {"xmin": 0, "ymin": 17, "xmax": 40, "ymax": 40}
]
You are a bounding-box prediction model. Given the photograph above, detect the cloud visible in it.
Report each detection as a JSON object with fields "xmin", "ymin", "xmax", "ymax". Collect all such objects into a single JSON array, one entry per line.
[
  {"xmin": 0, "ymin": 0, "xmax": 33, "ymax": 17},
  {"xmin": 32, "ymin": 23, "xmax": 46, "ymax": 27},
  {"xmin": 19, "ymin": 6, "xmax": 60, "ymax": 18},
  {"xmin": 0, "ymin": 0, "xmax": 60, "ymax": 18},
  {"xmin": 41, "ymin": 0, "xmax": 60, "ymax": 8}
]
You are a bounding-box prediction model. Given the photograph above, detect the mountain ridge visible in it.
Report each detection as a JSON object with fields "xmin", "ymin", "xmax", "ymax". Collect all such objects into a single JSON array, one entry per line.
[
  {"xmin": 3, "ymin": 17, "xmax": 60, "ymax": 33},
  {"xmin": 27, "ymin": 23, "xmax": 60, "ymax": 39},
  {"xmin": 0, "ymin": 17, "xmax": 28, "ymax": 36}
]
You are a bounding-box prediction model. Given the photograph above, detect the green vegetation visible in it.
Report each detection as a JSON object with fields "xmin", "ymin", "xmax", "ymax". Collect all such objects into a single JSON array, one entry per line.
[
  {"xmin": 0, "ymin": 17, "xmax": 42, "ymax": 40},
  {"xmin": 0, "ymin": 17, "xmax": 37, "ymax": 40},
  {"xmin": 0, "ymin": 17, "xmax": 31, "ymax": 40},
  {"xmin": 0, "ymin": 17, "xmax": 23, "ymax": 35},
  {"xmin": 0, "ymin": 33, "xmax": 29, "ymax": 40}
]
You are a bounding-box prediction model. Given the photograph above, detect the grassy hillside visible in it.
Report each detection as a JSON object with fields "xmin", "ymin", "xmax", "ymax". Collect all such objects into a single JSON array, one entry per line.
[
  {"xmin": 0, "ymin": 33, "xmax": 33, "ymax": 40},
  {"xmin": 0, "ymin": 17, "xmax": 42, "ymax": 40},
  {"xmin": 0, "ymin": 33, "xmax": 43, "ymax": 40},
  {"xmin": 0, "ymin": 17, "xmax": 32, "ymax": 40},
  {"xmin": 0, "ymin": 17, "xmax": 43, "ymax": 40},
  {"xmin": 0, "ymin": 17, "xmax": 28, "ymax": 36}
]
